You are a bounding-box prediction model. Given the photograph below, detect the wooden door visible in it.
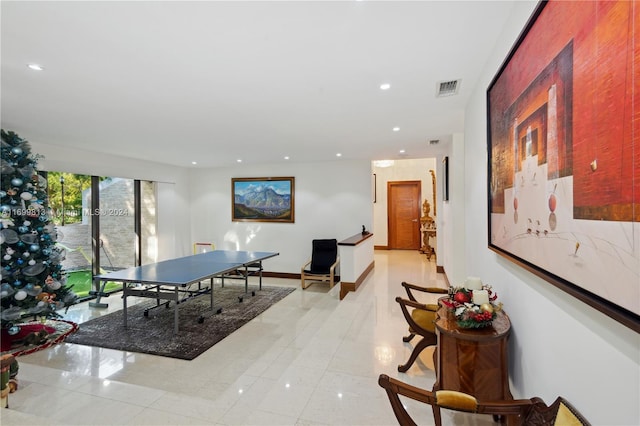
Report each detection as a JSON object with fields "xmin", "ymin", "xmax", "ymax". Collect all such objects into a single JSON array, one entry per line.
[{"xmin": 388, "ymin": 181, "xmax": 421, "ymax": 249}]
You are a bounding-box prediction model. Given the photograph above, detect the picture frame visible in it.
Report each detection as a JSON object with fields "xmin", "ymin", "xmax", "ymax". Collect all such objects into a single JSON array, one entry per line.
[
  {"xmin": 231, "ymin": 177, "xmax": 294, "ymax": 223},
  {"xmin": 372, "ymin": 173, "xmax": 377, "ymax": 203},
  {"xmin": 442, "ymin": 156, "xmax": 449, "ymax": 202},
  {"xmin": 487, "ymin": 0, "xmax": 639, "ymax": 332}
]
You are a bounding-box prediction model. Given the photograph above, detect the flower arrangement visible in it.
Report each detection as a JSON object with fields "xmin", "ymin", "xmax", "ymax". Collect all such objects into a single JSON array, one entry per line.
[{"xmin": 441, "ymin": 280, "xmax": 502, "ymax": 329}]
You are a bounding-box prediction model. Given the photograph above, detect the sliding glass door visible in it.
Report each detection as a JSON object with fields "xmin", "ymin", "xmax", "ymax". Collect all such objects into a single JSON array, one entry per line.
[
  {"xmin": 97, "ymin": 177, "xmax": 136, "ymax": 273},
  {"xmin": 45, "ymin": 172, "xmax": 157, "ymax": 301}
]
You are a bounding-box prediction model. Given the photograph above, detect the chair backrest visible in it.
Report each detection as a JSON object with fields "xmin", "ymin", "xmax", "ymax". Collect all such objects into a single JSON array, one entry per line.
[
  {"xmin": 310, "ymin": 239, "xmax": 338, "ymax": 273},
  {"xmin": 377, "ymin": 374, "xmax": 590, "ymax": 426},
  {"xmin": 526, "ymin": 396, "xmax": 591, "ymax": 426}
]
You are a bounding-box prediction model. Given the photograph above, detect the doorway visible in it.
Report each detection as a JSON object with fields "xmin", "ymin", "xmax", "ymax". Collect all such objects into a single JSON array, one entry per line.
[
  {"xmin": 45, "ymin": 172, "xmax": 157, "ymax": 301},
  {"xmin": 387, "ymin": 181, "xmax": 421, "ymax": 249}
]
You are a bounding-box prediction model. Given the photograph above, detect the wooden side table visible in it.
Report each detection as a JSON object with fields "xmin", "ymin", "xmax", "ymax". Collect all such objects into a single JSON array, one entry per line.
[
  {"xmin": 432, "ymin": 302, "xmax": 513, "ymax": 424},
  {"xmin": 420, "ymin": 228, "xmax": 436, "ymax": 260}
]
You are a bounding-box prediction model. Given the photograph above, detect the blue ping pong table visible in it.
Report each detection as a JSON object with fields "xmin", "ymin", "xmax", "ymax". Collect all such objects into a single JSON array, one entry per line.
[{"xmin": 95, "ymin": 250, "xmax": 279, "ymax": 334}]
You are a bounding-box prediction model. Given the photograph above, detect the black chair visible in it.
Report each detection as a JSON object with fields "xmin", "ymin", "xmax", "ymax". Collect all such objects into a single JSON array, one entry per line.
[{"xmin": 301, "ymin": 239, "xmax": 340, "ymax": 289}]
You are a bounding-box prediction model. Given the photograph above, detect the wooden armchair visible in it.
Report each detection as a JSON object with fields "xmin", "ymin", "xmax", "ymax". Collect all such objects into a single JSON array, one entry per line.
[
  {"xmin": 396, "ymin": 281, "xmax": 448, "ymax": 372},
  {"xmin": 378, "ymin": 374, "xmax": 590, "ymax": 426},
  {"xmin": 301, "ymin": 239, "xmax": 340, "ymax": 290}
]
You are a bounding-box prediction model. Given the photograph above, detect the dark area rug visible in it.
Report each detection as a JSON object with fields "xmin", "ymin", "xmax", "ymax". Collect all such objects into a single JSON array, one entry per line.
[{"xmin": 64, "ymin": 284, "xmax": 295, "ymax": 360}]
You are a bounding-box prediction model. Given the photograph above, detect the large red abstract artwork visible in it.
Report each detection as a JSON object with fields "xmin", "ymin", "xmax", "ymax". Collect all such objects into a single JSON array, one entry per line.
[{"xmin": 487, "ymin": 0, "xmax": 639, "ymax": 332}]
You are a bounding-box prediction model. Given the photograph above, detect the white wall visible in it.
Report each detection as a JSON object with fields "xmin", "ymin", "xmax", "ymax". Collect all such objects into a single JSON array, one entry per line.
[
  {"xmin": 188, "ymin": 159, "xmax": 372, "ymax": 274},
  {"xmin": 32, "ymin": 141, "xmax": 191, "ymax": 261},
  {"xmin": 442, "ymin": 133, "xmax": 466, "ymax": 286},
  {"xmin": 31, "ymin": 140, "xmax": 372, "ymax": 272},
  {"xmin": 464, "ymin": 2, "xmax": 640, "ymax": 425}
]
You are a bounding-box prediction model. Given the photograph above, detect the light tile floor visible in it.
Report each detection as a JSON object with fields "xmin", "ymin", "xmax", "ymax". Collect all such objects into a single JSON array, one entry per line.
[{"xmin": 1, "ymin": 250, "xmax": 494, "ymax": 425}]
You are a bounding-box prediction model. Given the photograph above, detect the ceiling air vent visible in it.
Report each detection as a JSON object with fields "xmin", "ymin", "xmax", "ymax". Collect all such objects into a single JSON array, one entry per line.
[{"xmin": 436, "ymin": 79, "xmax": 460, "ymax": 97}]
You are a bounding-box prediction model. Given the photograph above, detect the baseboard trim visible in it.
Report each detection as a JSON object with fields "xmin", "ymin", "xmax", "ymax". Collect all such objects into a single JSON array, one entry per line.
[
  {"xmin": 441, "ymin": 269, "xmax": 450, "ymax": 287},
  {"xmin": 262, "ymin": 271, "xmax": 301, "ymax": 280},
  {"xmin": 262, "ymin": 271, "xmax": 342, "ymax": 284},
  {"xmin": 374, "ymin": 245, "xmax": 389, "ymax": 250},
  {"xmin": 340, "ymin": 261, "xmax": 375, "ymax": 300}
]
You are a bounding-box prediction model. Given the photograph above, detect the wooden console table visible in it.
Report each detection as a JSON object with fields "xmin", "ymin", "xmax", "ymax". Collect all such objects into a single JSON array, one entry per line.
[
  {"xmin": 433, "ymin": 302, "xmax": 513, "ymax": 424},
  {"xmin": 420, "ymin": 227, "xmax": 436, "ymax": 260}
]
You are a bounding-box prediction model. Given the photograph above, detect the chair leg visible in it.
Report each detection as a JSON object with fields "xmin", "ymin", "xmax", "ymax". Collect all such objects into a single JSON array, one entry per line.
[
  {"xmin": 381, "ymin": 385, "xmax": 419, "ymax": 426},
  {"xmin": 432, "ymin": 405, "xmax": 443, "ymax": 426},
  {"xmin": 398, "ymin": 336, "xmax": 432, "ymax": 373},
  {"xmin": 402, "ymin": 332, "xmax": 416, "ymax": 343},
  {"xmin": 301, "ymin": 272, "xmax": 312, "ymax": 289}
]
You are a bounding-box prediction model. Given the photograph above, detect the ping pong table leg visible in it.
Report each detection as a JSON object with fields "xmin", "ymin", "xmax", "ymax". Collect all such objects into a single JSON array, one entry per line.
[
  {"xmin": 88, "ymin": 279, "xmax": 109, "ymax": 308},
  {"xmin": 123, "ymin": 282, "xmax": 128, "ymax": 329},
  {"xmin": 174, "ymin": 287, "xmax": 179, "ymax": 334},
  {"xmin": 259, "ymin": 261, "xmax": 263, "ymax": 291}
]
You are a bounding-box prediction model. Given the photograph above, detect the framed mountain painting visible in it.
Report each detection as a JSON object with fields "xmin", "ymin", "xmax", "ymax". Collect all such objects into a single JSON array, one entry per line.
[{"xmin": 231, "ymin": 177, "xmax": 295, "ymax": 223}]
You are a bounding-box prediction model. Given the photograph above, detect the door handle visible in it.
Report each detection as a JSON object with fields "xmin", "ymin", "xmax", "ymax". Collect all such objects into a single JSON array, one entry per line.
[{"xmin": 412, "ymin": 219, "xmax": 418, "ymax": 222}]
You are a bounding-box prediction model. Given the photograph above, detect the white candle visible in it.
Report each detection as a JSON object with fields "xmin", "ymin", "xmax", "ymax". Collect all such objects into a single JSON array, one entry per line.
[
  {"xmin": 465, "ymin": 276, "xmax": 483, "ymax": 290},
  {"xmin": 473, "ymin": 289, "xmax": 489, "ymax": 305}
]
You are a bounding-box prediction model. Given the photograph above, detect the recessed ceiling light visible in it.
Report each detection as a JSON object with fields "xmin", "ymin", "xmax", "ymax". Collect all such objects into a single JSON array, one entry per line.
[
  {"xmin": 237, "ymin": 159, "xmax": 242, "ymax": 163},
  {"xmin": 399, "ymin": 149, "xmax": 406, "ymax": 154},
  {"xmin": 336, "ymin": 153, "xmax": 342, "ymax": 157},
  {"xmin": 380, "ymin": 83, "xmax": 391, "ymax": 90},
  {"xmin": 284, "ymin": 156, "xmax": 290, "ymax": 160},
  {"xmin": 191, "ymin": 161, "xmax": 197, "ymax": 165},
  {"xmin": 27, "ymin": 64, "xmax": 44, "ymax": 71},
  {"xmin": 373, "ymin": 160, "xmax": 395, "ymax": 168},
  {"xmin": 393, "ymin": 127, "xmax": 400, "ymax": 132}
]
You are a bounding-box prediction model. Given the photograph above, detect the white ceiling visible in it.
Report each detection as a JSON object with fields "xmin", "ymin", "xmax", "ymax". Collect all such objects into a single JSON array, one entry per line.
[{"xmin": 1, "ymin": 1, "xmax": 515, "ymax": 168}]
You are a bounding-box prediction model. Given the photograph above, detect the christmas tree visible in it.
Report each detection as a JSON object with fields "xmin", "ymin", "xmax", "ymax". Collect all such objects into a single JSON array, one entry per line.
[{"xmin": 1, "ymin": 130, "xmax": 77, "ymax": 333}]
